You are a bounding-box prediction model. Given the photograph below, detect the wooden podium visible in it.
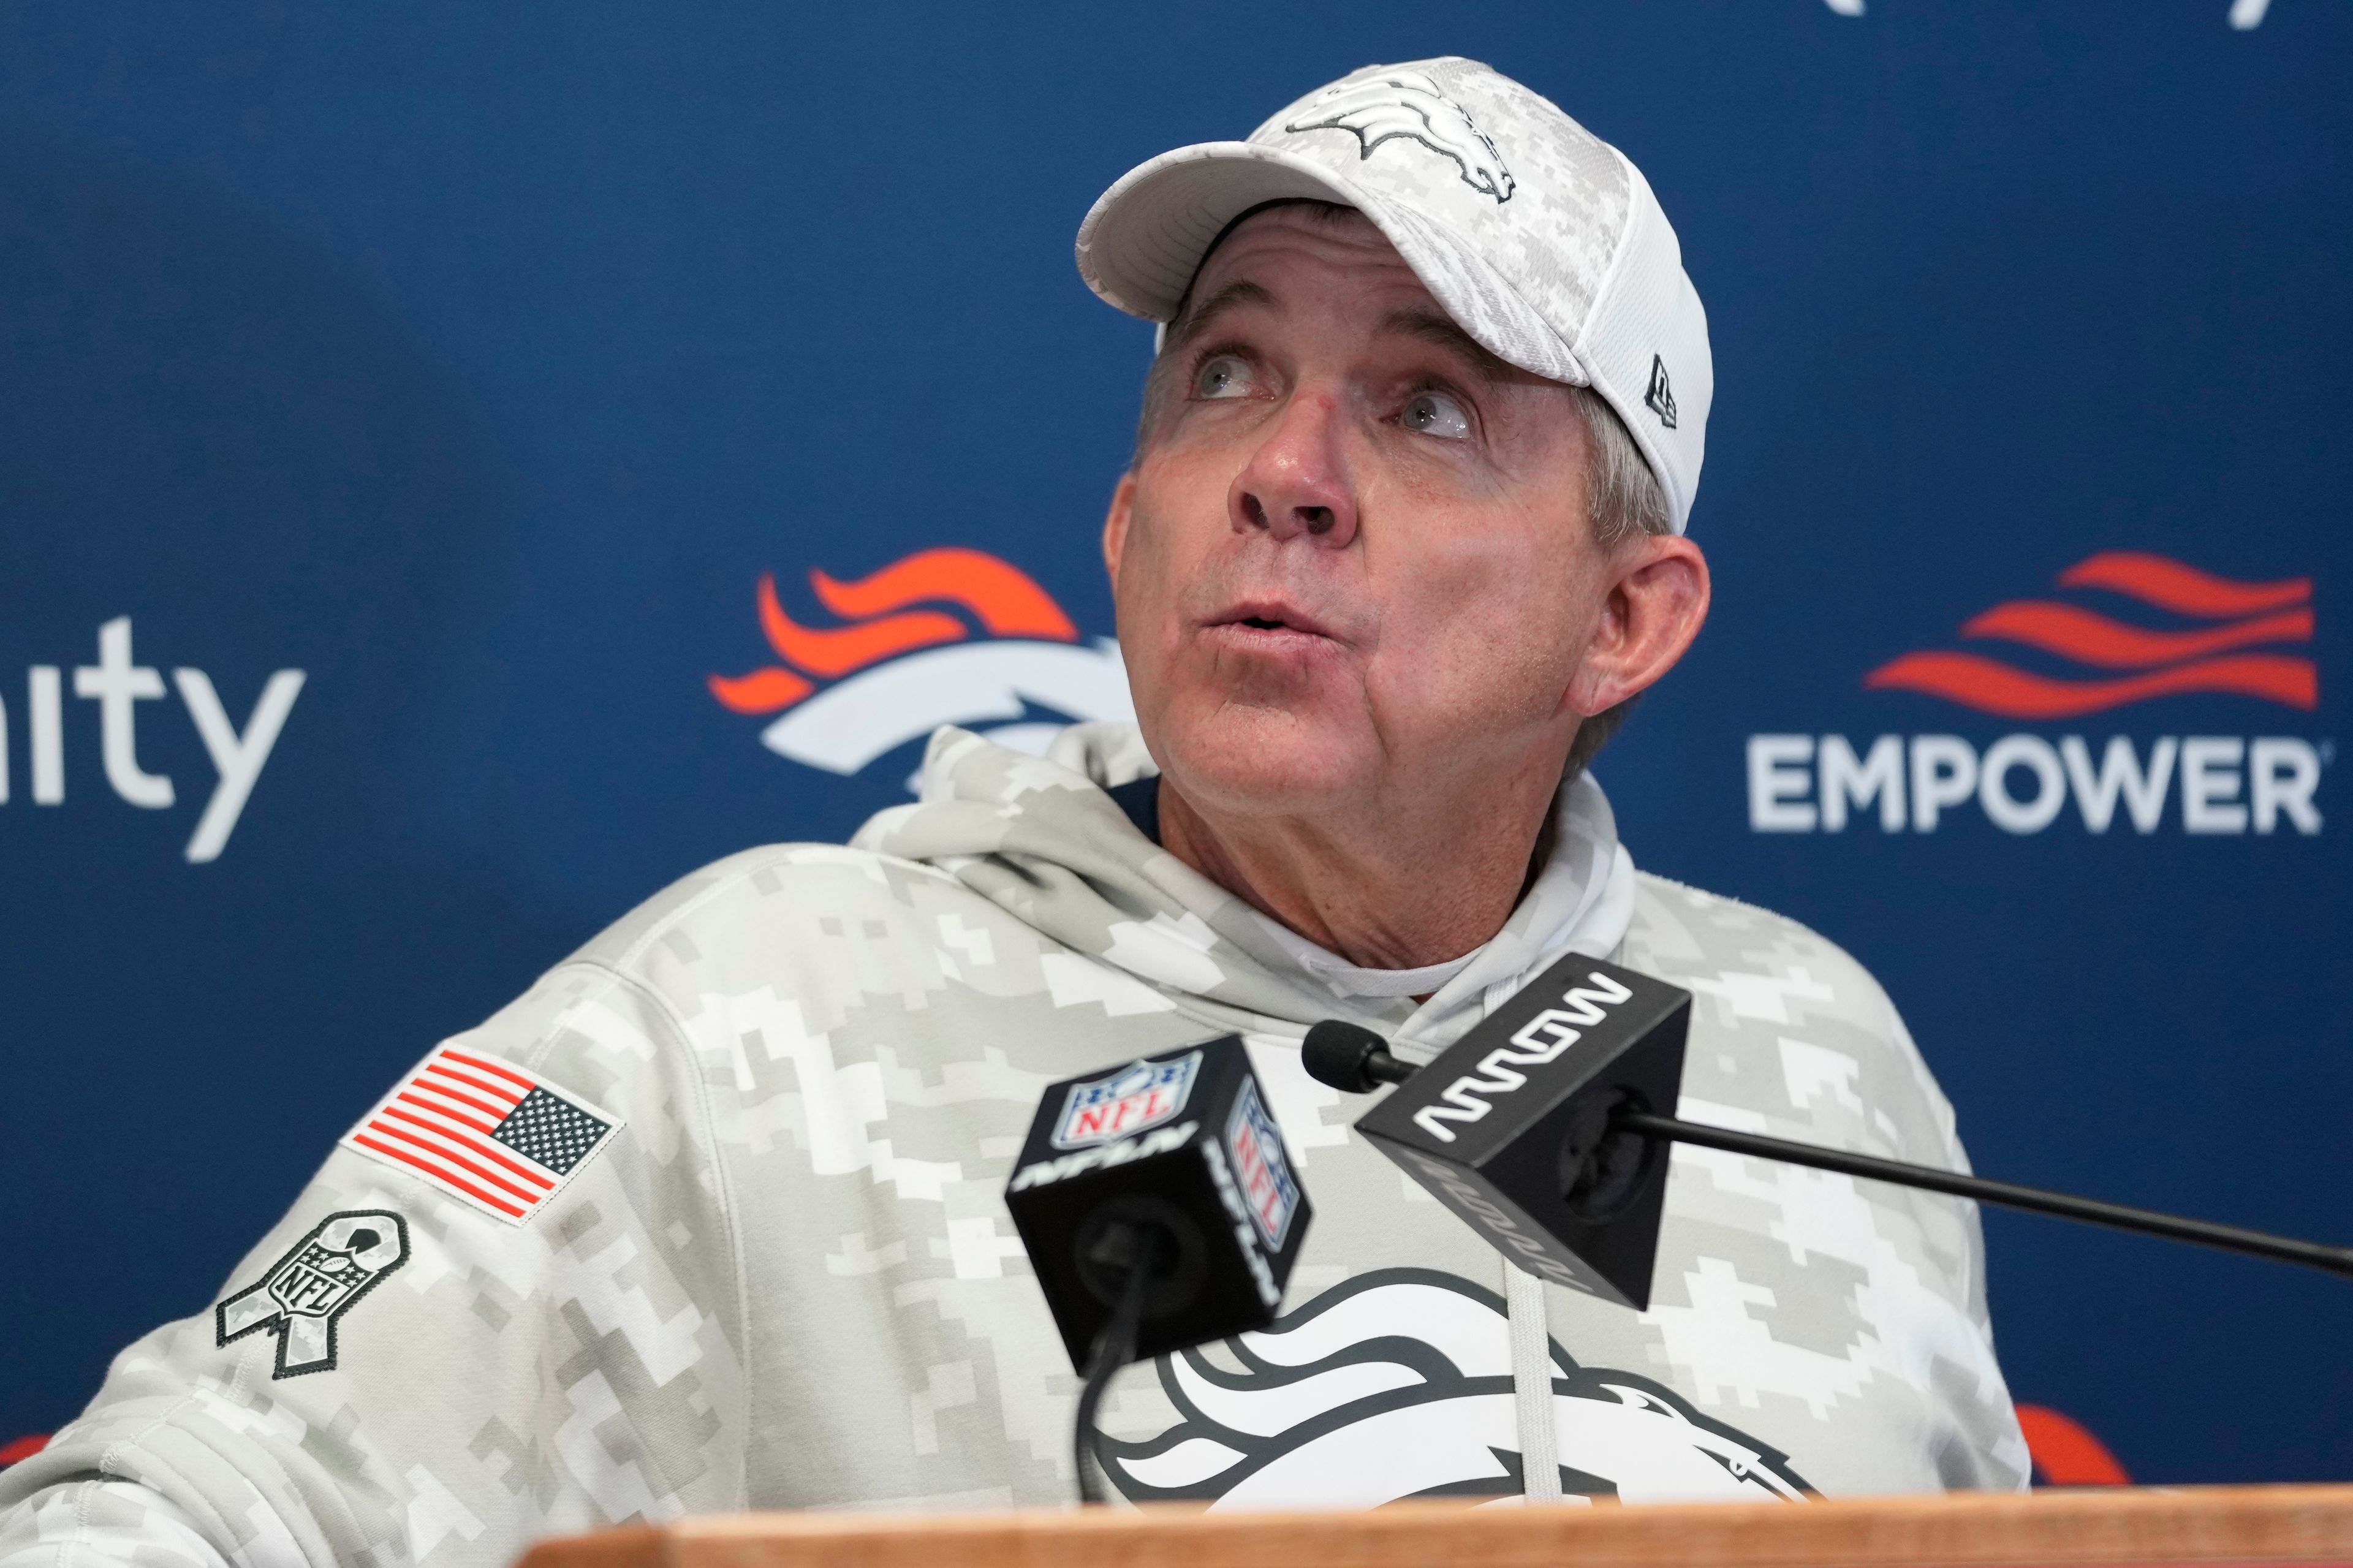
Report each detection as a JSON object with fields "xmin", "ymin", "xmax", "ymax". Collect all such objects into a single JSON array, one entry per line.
[{"xmin": 521, "ymin": 1486, "xmax": 2353, "ymax": 1568}]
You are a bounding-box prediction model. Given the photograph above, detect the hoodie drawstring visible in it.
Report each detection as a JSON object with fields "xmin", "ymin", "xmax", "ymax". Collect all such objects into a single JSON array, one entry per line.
[
  {"xmin": 1480, "ymin": 974, "xmax": 1563, "ymax": 1502},
  {"xmin": 1505, "ymin": 1262, "xmax": 1562, "ymax": 1501}
]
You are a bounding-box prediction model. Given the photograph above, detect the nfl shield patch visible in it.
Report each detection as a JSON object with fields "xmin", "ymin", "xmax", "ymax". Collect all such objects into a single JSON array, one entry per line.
[
  {"xmin": 343, "ymin": 1046, "xmax": 623, "ymax": 1225},
  {"xmin": 1051, "ymin": 1050, "xmax": 1200, "ymax": 1149},
  {"xmin": 1226, "ymin": 1077, "xmax": 1301, "ymax": 1250}
]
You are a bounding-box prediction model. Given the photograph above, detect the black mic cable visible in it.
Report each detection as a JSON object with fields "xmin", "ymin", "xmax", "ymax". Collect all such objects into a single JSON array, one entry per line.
[{"xmin": 1070, "ymin": 1219, "xmax": 1174, "ymax": 1505}]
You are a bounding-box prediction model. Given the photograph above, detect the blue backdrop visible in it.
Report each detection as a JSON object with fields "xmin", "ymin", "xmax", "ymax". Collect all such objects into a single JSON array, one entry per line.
[{"xmin": 4, "ymin": 0, "xmax": 2347, "ymax": 1487}]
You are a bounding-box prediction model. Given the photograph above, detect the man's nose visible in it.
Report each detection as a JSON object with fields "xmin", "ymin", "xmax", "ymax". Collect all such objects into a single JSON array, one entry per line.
[{"xmin": 1227, "ymin": 393, "xmax": 1359, "ymax": 549}]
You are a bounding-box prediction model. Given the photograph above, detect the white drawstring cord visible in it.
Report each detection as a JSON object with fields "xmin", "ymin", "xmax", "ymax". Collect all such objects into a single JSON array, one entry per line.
[
  {"xmin": 1482, "ymin": 972, "xmax": 1563, "ymax": 1502},
  {"xmin": 1505, "ymin": 1262, "xmax": 1563, "ymax": 1501}
]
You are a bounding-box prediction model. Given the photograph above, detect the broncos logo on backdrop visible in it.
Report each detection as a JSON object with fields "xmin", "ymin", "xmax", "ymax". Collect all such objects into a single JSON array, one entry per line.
[
  {"xmin": 1098, "ymin": 1270, "xmax": 1809, "ymax": 1507},
  {"xmin": 1285, "ymin": 71, "xmax": 1517, "ymax": 202},
  {"xmin": 708, "ymin": 548, "xmax": 1132, "ymax": 785}
]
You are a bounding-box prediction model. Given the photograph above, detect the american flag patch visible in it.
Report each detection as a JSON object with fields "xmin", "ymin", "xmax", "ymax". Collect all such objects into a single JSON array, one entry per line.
[{"xmin": 341, "ymin": 1047, "xmax": 623, "ymax": 1225}]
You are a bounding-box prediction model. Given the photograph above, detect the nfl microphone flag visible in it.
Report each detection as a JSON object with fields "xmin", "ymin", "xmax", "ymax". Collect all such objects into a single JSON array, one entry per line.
[
  {"xmin": 1005, "ymin": 1036, "xmax": 1311, "ymax": 1368},
  {"xmin": 1351, "ymin": 954, "xmax": 1691, "ymax": 1309},
  {"xmin": 1052, "ymin": 1052, "xmax": 1202, "ymax": 1150},
  {"xmin": 341, "ymin": 1047, "xmax": 624, "ymax": 1224}
]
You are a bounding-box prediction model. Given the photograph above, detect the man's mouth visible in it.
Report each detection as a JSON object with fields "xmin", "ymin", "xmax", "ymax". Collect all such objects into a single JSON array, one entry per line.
[{"xmin": 1207, "ymin": 600, "xmax": 1339, "ymax": 645}]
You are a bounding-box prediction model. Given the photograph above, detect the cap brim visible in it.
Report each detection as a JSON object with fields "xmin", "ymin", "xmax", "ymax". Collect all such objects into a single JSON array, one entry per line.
[
  {"xmin": 1076, "ymin": 142, "xmax": 1361, "ymax": 319},
  {"xmin": 1075, "ymin": 141, "xmax": 1583, "ymax": 390}
]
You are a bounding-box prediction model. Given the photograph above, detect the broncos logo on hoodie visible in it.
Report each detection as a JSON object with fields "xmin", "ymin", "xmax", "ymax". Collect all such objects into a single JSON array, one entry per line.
[{"xmin": 1097, "ymin": 1269, "xmax": 1809, "ymax": 1507}]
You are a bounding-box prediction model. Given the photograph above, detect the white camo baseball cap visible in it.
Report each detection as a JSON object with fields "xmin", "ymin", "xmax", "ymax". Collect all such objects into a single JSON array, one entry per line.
[{"xmin": 1075, "ymin": 57, "xmax": 1712, "ymax": 534}]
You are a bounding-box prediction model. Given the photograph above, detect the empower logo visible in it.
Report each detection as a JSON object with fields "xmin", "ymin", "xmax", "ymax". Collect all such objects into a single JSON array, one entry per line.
[
  {"xmin": 708, "ymin": 548, "xmax": 1132, "ymax": 781},
  {"xmin": 1748, "ymin": 555, "xmax": 2326, "ymax": 836}
]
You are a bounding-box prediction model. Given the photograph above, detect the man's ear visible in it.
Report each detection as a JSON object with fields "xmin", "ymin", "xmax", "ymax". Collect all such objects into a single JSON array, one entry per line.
[
  {"xmin": 1102, "ymin": 469, "xmax": 1137, "ymax": 587},
  {"xmin": 1564, "ymin": 535, "xmax": 1711, "ymax": 718}
]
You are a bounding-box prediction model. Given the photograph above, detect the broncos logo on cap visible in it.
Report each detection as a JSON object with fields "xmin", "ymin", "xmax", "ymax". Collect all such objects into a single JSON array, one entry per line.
[
  {"xmin": 1284, "ymin": 71, "xmax": 1517, "ymax": 203},
  {"xmin": 1097, "ymin": 1268, "xmax": 1809, "ymax": 1507},
  {"xmin": 708, "ymin": 548, "xmax": 1132, "ymax": 783}
]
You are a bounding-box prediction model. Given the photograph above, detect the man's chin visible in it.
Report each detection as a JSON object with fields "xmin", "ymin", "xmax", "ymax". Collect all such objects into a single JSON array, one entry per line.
[{"xmin": 1148, "ymin": 705, "xmax": 1368, "ymax": 818}]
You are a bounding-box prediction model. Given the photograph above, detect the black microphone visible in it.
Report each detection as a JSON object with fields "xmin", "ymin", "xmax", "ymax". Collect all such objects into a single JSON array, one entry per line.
[
  {"xmin": 1003, "ymin": 1036, "xmax": 1312, "ymax": 1502},
  {"xmin": 1305, "ymin": 955, "xmax": 2353, "ymax": 1311}
]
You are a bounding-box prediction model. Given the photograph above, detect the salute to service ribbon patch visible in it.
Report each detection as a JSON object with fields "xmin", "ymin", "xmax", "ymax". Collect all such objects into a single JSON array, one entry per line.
[
  {"xmin": 342, "ymin": 1047, "xmax": 623, "ymax": 1224},
  {"xmin": 217, "ymin": 1211, "xmax": 408, "ymax": 1379}
]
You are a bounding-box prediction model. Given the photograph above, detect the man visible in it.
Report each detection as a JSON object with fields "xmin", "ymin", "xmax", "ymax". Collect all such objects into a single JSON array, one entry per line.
[{"xmin": 0, "ymin": 56, "xmax": 2025, "ymax": 1566}]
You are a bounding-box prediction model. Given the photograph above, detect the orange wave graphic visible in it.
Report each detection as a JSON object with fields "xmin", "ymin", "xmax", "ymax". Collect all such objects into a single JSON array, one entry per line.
[
  {"xmin": 758, "ymin": 574, "xmax": 965, "ymax": 677},
  {"xmin": 1866, "ymin": 552, "xmax": 2319, "ymax": 716},
  {"xmin": 2015, "ymin": 1406, "xmax": 2129, "ymax": 1488},
  {"xmin": 1959, "ymin": 601, "xmax": 2312, "ymax": 669},
  {"xmin": 707, "ymin": 665, "xmax": 814, "ymax": 713},
  {"xmin": 814, "ymin": 548, "xmax": 1079, "ymax": 640},
  {"xmin": 2057, "ymin": 551, "xmax": 2310, "ymax": 618},
  {"xmin": 1866, "ymin": 651, "xmax": 2317, "ymax": 718},
  {"xmin": 709, "ymin": 548, "xmax": 1080, "ymax": 716}
]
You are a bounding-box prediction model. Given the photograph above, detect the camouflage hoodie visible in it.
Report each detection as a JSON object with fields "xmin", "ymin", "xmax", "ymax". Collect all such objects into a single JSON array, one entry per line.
[{"xmin": 0, "ymin": 724, "xmax": 2028, "ymax": 1568}]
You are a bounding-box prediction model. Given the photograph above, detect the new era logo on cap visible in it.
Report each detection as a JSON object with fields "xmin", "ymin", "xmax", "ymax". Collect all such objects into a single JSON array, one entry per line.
[
  {"xmin": 343, "ymin": 1047, "xmax": 623, "ymax": 1225},
  {"xmin": 1645, "ymin": 355, "xmax": 1677, "ymax": 430}
]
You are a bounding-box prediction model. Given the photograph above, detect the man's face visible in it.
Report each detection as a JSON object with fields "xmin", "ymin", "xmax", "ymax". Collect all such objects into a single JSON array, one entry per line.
[{"xmin": 1104, "ymin": 205, "xmax": 1678, "ymax": 824}]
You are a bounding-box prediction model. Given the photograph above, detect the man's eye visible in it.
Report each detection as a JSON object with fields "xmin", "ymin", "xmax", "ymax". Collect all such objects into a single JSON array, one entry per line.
[
  {"xmin": 1402, "ymin": 390, "xmax": 1472, "ymax": 440},
  {"xmin": 1194, "ymin": 355, "xmax": 1254, "ymax": 400}
]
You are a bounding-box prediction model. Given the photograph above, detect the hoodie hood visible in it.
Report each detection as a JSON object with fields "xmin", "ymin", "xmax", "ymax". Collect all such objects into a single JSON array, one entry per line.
[{"xmin": 851, "ymin": 722, "xmax": 1636, "ymax": 1062}]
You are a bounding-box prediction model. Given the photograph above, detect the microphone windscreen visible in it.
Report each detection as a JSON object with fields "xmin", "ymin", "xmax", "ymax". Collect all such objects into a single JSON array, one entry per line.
[{"xmin": 1302, "ymin": 1018, "xmax": 1393, "ymax": 1093}]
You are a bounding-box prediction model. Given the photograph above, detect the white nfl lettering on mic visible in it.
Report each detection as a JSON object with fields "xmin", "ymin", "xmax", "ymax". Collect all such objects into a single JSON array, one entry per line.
[{"xmin": 1007, "ymin": 1121, "xmax": 1201, "ymax": 1193}]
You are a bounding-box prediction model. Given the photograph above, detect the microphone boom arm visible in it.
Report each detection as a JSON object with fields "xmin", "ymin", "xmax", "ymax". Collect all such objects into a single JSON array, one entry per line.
[
  {"xmin": 1614, "ymin": 1108, "xmax": 2353, "ymax": 1281},
  {"xmin": 1303, "ymin": 1006, "xmax": 2353, "ymax": 1301}
]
